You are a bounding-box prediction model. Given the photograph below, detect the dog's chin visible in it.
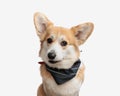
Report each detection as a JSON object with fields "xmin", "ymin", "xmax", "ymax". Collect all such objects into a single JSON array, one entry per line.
[
  {"xmin": 48, "ymin": 60, "xmax": 61, "ymax": 64},
  {"xmin": 45, "ymin": 59, "xmax": 77, "ymax": 69},
  {"xmin": 46, "ymin": 60, "xmax": 63, "ymax": 69}
]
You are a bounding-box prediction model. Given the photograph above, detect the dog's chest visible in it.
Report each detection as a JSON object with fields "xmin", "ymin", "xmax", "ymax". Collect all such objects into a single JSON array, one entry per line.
[{"xmin": 43, "ymin": 75, "xmax": 82, "ymax": 96}]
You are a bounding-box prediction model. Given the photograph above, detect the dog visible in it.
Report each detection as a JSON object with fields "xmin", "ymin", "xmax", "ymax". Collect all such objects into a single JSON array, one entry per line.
[{"xmin": 34, "ymin": 12, "xmax": 94, "ymax": 96}]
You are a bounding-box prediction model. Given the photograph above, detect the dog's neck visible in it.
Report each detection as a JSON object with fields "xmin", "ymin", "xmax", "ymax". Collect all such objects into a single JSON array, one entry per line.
[{"xmin": 43, "ymin": 59, "xmax": 81, "ymax": 85}]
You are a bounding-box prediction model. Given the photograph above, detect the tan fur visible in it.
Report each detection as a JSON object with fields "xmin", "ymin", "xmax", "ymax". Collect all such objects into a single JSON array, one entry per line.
[
  {"xmin": 37, "ymin": 84, "xmax": 46, "ymax": 96},
  {"xmin": 34, "ymin": 12, "xmax": 94, "ymax": 96}
]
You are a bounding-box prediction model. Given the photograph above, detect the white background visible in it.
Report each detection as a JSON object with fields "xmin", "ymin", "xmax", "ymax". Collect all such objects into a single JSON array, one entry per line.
[{"xmin": 0, "ymin": 0, "xmax": 120, "ymax": 96}]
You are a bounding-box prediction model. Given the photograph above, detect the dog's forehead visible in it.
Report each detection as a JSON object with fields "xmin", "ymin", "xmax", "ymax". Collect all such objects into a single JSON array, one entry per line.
[{"xmin": 46, "ymin": 26, "xmax": 73, "ymax": 39}]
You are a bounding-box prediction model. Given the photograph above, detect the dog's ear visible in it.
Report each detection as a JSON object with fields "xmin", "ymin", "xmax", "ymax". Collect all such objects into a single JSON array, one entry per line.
[
  {"xmin": 71, "ymin": 22, "xmax": 94, "ymax": 45},
  {"xmin": 34, "ymin": 12, "xmax": 53, "ymax": 39}
]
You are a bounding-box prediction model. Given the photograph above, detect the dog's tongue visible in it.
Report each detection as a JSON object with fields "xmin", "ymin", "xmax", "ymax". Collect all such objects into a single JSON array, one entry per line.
[{"xmin": 38, "ymin": 61, "xmax": 45, "ymax": 65}]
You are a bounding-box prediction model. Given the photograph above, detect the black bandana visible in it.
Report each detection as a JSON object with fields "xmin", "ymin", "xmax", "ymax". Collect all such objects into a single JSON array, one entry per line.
[{"xmin": 45, "ymin": 59, "xmax": 81, "ymax": 85}]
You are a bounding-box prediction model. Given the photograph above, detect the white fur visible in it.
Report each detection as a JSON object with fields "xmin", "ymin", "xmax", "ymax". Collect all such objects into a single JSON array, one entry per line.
[
  {"xmin": 40, "ymin": 37, "xmax": 79, "ymax": 69},
  {"xmin": 47, "ymin": 42, "xmax": 63, "ymax": 61}
]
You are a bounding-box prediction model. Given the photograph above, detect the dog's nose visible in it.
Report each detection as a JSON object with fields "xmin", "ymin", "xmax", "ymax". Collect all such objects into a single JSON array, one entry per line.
[{"xmin": 48, "ymin": 50, "xmax": 56, "ymax": 60}]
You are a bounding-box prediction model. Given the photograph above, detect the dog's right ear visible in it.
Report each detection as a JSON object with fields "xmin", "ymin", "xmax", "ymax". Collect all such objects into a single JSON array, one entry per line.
[{"xmin": 34, "ymin": 12, "xmax": 53, "ymax": 39}]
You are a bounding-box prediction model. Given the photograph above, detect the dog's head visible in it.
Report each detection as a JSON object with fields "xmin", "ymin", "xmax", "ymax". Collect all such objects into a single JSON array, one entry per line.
[{"xmin": 34, "ymin": 12, "xmax": 94, "ymax": 69}]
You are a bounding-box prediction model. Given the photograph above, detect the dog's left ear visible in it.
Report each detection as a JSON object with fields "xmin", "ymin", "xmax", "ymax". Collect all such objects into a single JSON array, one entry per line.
[{"xmin": 71, "ymin": 22, "xmax": 94, "ymax": 45}]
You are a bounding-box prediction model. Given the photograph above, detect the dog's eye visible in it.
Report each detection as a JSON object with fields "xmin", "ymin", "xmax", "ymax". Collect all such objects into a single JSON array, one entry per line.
[
  {"xmin": 47, "ymin": 38, "xmax": 53, "ymax": 43},
  {"xmin": 61, "ymin": 41, "xmax": 67, "ymax": 46}
]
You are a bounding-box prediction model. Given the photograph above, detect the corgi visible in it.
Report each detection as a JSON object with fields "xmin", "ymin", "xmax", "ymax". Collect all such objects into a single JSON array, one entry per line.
[{"xmin": 34, "ymin": 12, "xmax": 94, "ymax": 96}]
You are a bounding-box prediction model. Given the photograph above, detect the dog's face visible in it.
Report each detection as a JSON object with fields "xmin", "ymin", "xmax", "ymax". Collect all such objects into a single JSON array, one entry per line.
[{"xmin": 34, "ymin": 12, "xmax": 94, "ymax": 69}]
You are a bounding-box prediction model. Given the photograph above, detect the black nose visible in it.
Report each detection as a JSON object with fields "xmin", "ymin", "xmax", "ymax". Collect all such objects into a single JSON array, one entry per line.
[{"xmin": 48, "ymin": 51, "xmax": 56, "ymax": 60}]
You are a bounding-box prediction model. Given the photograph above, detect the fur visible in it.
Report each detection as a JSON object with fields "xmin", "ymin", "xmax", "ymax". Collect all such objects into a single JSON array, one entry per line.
[{"xmin": 34, "ymin": 12, "xmax": 94, "ymax": 96}]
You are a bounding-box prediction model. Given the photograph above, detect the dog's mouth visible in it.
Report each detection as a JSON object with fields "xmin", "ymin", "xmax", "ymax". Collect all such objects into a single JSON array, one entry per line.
[{"xmin": 49, "ymin": 60, "xmax": 61, "ymax": 64}]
